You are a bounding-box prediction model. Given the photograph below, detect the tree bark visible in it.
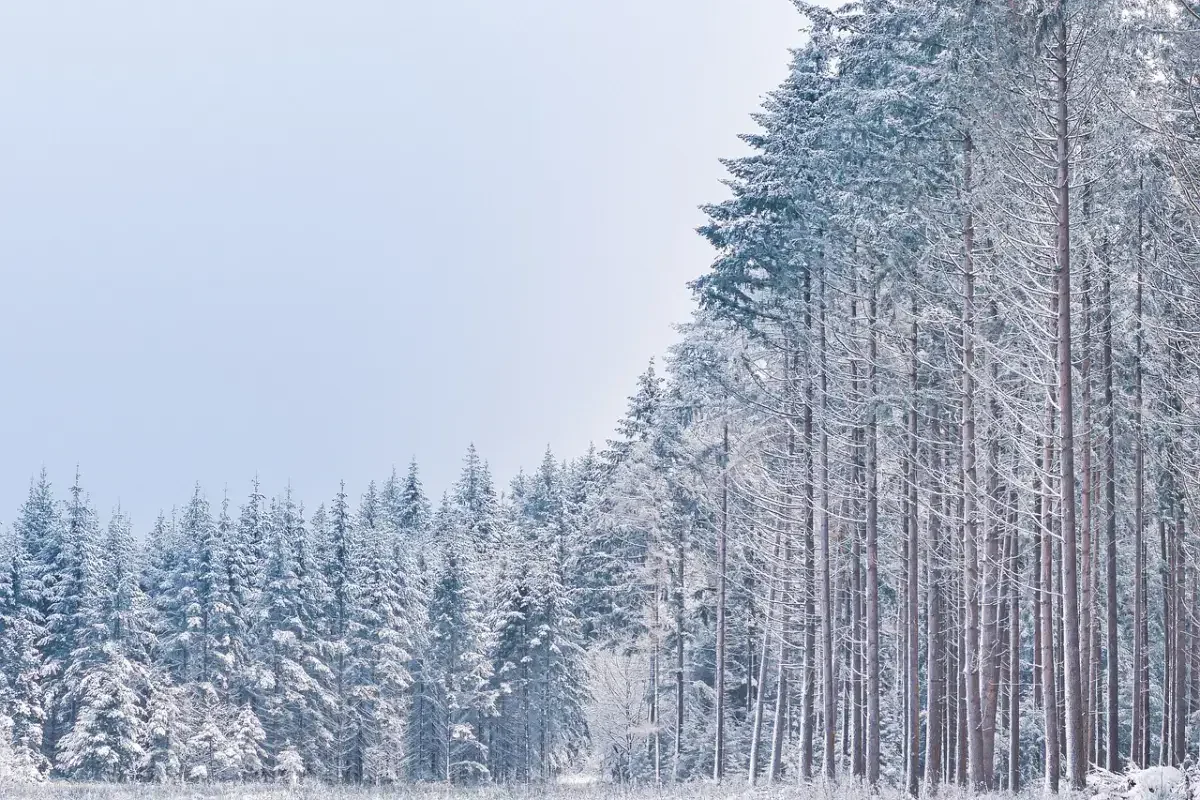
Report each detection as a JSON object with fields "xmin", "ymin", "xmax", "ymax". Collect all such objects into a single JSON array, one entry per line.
[
  {"xmin": 926, "ymin": 410, "xmax": 945, "ymax": 795},
  {"xmin": 1008, "ymin": 507, "xmax": 1021, "ymax": 792},
  {"xmin": 1132, "ymin": 188, "xmax": 1147, "ymax": 768},
  {"xmin": 1103, "ymin": 258, "xmax": 1120, "ymax": 772},
  {"xmin": 866, "ymin": 279, "xmax": 881, "ymax": 787},
  {"xmin": 713, "ymin": 420, "xmax": 728, "ymax": 781},
  {"xmin": 819, "ymin": 264, "xmax": 837, "ymax": 782},
  {"xmin": 961, "ymin": 131, "xmax": 987, "ymax": 794},
  {"xmin": 1052, "ymin": 11, "xmax": 1086, "ymax": 788},
  {"xmin": 748, "ymin": 531, "xmax": 781, "ymax": 785},
  {"xmin": 906, "ymin": 316, "xmax": 920, "ymax": 797},
  {"xmin": 801, "ymin": 272, "xmax": 817, "ymax": 782},
  {"xmin": 1042, "ymin": 428, "xmax": 1061, "ymax": 792}
]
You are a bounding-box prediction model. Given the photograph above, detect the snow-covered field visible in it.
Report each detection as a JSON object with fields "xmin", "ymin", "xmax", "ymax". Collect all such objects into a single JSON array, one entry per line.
[
  {"xmin": 0, "ymin": 786, "xmax": 711, "ymax": 800},
  {"xmin": 0, "ymin": 785, "xmax": 887, "ymax": 800},
  {"xmin": 4, "ymin": 769, "xmax": 1191, "ymax": 800},
  {"xmin": 0, "ymin": 785, "xmax": 1034, "ymax": 800}
]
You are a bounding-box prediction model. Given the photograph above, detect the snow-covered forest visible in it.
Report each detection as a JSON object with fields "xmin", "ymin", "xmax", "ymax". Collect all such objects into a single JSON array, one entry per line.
[{"xmin": 6, "ymin": 0, "xmax": 1200, "ymax": 794}]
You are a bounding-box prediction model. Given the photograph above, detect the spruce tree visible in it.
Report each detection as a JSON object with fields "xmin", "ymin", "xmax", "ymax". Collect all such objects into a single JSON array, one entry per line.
[
  {"xmin": 419, "ymin": 546, "xmax": 494, "ymax": 783},
  {"xmin": 254, "ymin": 490, "xmax": 334, "ymax": 778},
  {"xmin": 56, "ymin": 508, "xmax": 149, "ymax": 781}
]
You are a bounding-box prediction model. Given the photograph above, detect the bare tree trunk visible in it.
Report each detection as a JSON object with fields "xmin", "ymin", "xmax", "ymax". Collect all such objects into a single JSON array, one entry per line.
[
  {"xmin": 801, "ymin": 272, "xmax": 817, "ymax": 781},
  {"xmin": 1080, "ymin": 242, "xmax": 1094, "ymax": 770},
  {"xmin": 1161, "ymin": 518, "xmax": 1172, "ymax": 767},
  {"xmin": 713, "ymin": 419, "xmax": 729, "ymax": 781},
  {"xmin": 1034, "ymin": 465, "xmax": 1044, "ymax": 712},
  {"xmin": 948, "ymin": 548, "xmax": 961, "ymax": 786},
  {"xmin": 1042, "ymin": 427, "xmax": 1061, "ymax": 792},
  {"xmin": 1169, "ymin": 333, "xmax": 1186, "ymax": 766},
  {"xmin": 906, "ymin": 316, "xmax": 920, "ymax": 797},
  {"xmin": 866, "ymin": 280, "xmax": 881, "ymax": 787},
  {"xmin": 1173, "ymin": 504, "xmax": 1187, "ymax": 765},
  {"xmin": 961, "ymin": 132, "xmax": 987, "ymax": 793},
  {"xmin": 926, "ymin": 410, "xmax": 945, "ymax": 795},
  {"xmin": 1057, "ymin": 534, "xmax": 1067, "ymax": 769},
  {"xmin": 770, "ymin": 381, "xmax": 797, "ymax": 783},
  {"xmin": 1103, "ymin": 258, "xmax": 1120, "ymax": 772},
  {"xmin": 1009, "ymin": 505, "xmax": 1021, "ymax": 792},
  {"xmin": 1132, "ymin": 191, "xmax": 1147, "ymax": 768},
  {"xmin": 849, "ymin": 284, "xmax": 866, "ymax": 781},
  {"xmin": 1052, "ymin": 12, "xmax": 1086, "ymax": 788},
  {"xmin": 769, "ymin": 609, "xmax": 789, "ymax": 783},
  {"xmin": 819, "ymin": 265, "xmax": 837, "ymax": 782},
  {"xmin": 748, "ymin": 531, "xmax": 781, "ymax": 785},
  {"xmin": 674, "ymin": 525, "xmax": 685, "ymax": 779},
  {"xmin": 981, "ymin": 353, "xmax": 1003, "ymax": 789},
  {"xmin": 842, "ymin": 580, "xmax": 853, "ymax": 761},
  {"xmin": 651, "ymin": 573, "xmax": 662, "ymax": 785},
  {"xmin": 958, "ymin": 477, "xmax": 970, "ymax": 787},
  {"xmin": 852, "ymin": 531, "xmax": 865, "ymax": 778}
]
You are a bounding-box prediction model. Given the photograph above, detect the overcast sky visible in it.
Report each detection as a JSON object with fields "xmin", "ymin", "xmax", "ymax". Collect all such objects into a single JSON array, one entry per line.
[{"xmin": 0, "ymin": 1, "xmax": 802, "ymax": 528}]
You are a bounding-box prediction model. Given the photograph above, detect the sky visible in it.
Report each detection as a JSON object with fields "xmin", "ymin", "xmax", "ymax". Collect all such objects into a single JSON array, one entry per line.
[{"xmin": 0, "ymin": 1, "xmax": 802, "ymax": 529}]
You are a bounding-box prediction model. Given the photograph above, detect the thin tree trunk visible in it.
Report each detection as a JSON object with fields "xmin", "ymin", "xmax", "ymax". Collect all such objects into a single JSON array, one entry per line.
[
  {"xmin": 852, "ymin": 531, "xmax": 865, "ymax": 778},
  {"xmin": 866, "ymin": 279, "xmax": 881, "ymax": 787},
  {"xmin": 1042, "ymin": 428, "xmax": 1061, "ymax": 792},
  {"xmin": 1132, "ymin": 190, "xmax": 1147, "ymax": 768},
  {"xmin": 801, "ymin": 271, "xmax": 817, "ymax": 782},
  {"xmin": 981, "ymin": 352, "xmax": 1003, "ymax": 789},
  {"xmin": 926, "ymin": 410, "xmax": 945, "ymax": 795},
  {"xmin": 651, "ymin": 573, "xmax": 662, "ymax": 785},
  {"xmin": 906, "ymin": 316, "xmax": 920, "ymax": 797},
  {"xmin": 748, "ymin": 531, "xmax": 782, "ymax": 785},
  {"xmin": 769, "ymin": 618, "xmax": 789, "ymax": 783},
  {"xmin": 1161, "ymin": 517, "xmax": 1172, "ymax": 766},
  {"xmin": 819, "ymin": 264, "xmax": 837, "ymax": 782},
  {"xmin": 1080, "ymin": 243, "xmax": 1094, "ymax": 769},
  {"xmin": 1173, "ymin": 440, "xmax": 1187, "ymax": 764},
  {"xmin": 961, "ymin": 132, "xmax": 986, "ymax": 793},
  {"xmin": 1009, "ymin": 503, "xmax": 1021, "ymax": 792},
  {"xmin": 714, "ymin": 420, "xmax": 729, "ymax": 781},
  {"xmin": 674, "ymin": 524, "xmax": 685, "ymax": 779},
  {"xmin": 1103, "ymin": 257, "xmax": 1120, "ymax": 772},
  {"xmin": 1052, "ymin": 13, "xmax": 1086, "ymax": 787}
]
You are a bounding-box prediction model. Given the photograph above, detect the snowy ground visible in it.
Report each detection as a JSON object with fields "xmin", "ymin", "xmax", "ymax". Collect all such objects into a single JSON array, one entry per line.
[
  {"xmin": 0, "ymin": 784, "xmax": 866, "ymax": 800},
  {"xmin": 0, "ymin": 784, "xmax": 1033, "ymax": 800}
]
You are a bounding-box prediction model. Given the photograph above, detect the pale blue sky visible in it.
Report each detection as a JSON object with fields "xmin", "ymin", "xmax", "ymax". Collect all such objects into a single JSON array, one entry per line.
[{"xmin": 0, "ymin": 1, "xmax": 801, "ymax": 526}]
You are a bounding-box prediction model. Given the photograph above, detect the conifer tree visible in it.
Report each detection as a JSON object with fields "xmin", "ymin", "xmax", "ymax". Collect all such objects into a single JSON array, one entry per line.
[
  {"xmin": 42, "ymin": 471, "xmax": 102, "ymax": 765},
  {"xmin": 419, "ymin": 546, "xmax": 494, "ymax": 783},
  {"xmin": 56, "ymin": 508, "xmax": 149, "ymax": 780},
  {"xmin": 254, "ymin": 490, "xmax": 334, "ymax": 778},
  {"xmin": 0, "ymin": 540, "xmax": 47, "ymax": 779}
]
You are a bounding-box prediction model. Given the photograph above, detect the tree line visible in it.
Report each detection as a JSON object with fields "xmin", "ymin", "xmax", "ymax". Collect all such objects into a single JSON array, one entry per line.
[{"xmin": 0, "ymin": 450, "xmax": 596, "ymax": 784}]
